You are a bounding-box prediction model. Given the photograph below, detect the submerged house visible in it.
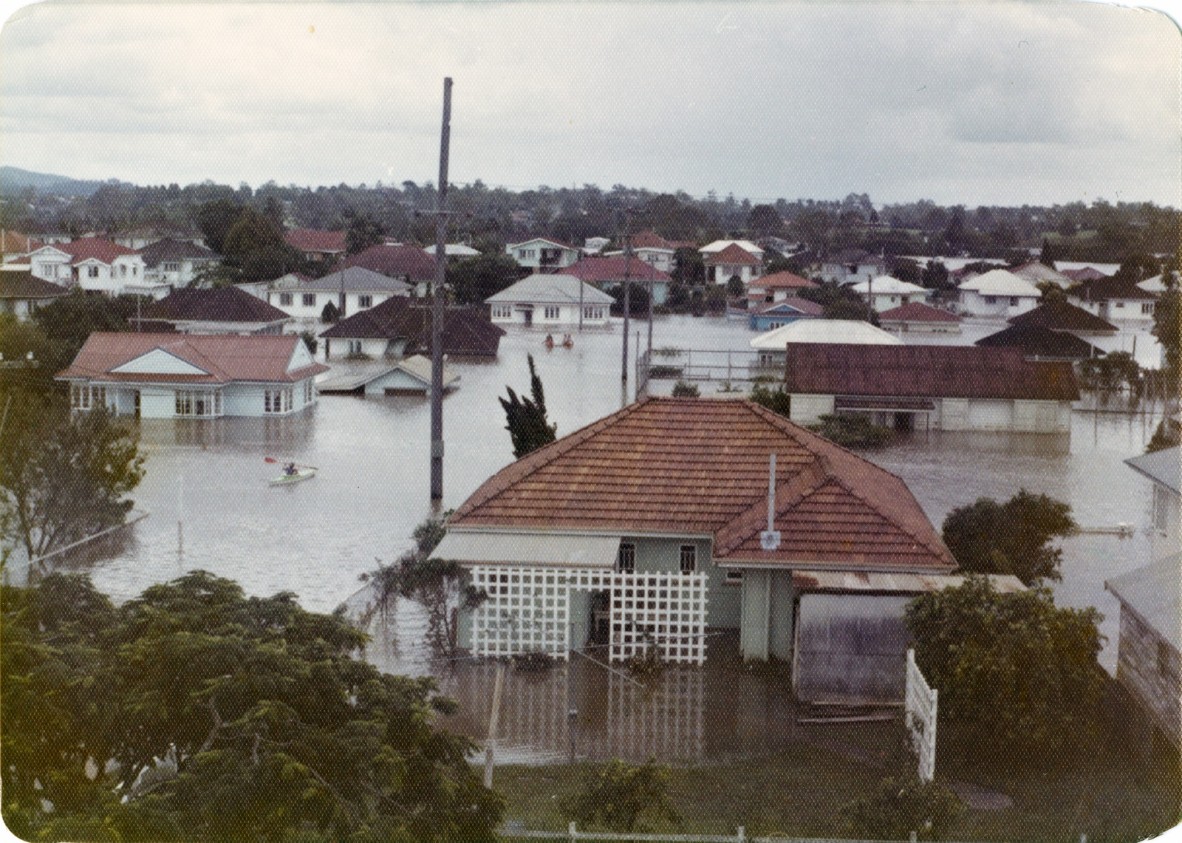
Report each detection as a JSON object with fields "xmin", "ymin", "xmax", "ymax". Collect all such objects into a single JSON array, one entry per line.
[
  {"xmin": 781, "ymin": 344, "xmax": 1079, "ymax": 433},
  {"xmin": 486, "ymin": 274, "xmax": 615, "ymax": 328},
  {"xmin": 318, "ymin": 297, "xmax": 505, "ymax": 360},
  {"xmin": 134, "ymin": 287, "xmax": 291, "ymax": 335},
  {"xmin": 435, "ymin": 397, "xmax": 965, "ymax": 700},
  {"xmin": 56, "ymin": 333, "xmax": 327, "ymax": 419}
]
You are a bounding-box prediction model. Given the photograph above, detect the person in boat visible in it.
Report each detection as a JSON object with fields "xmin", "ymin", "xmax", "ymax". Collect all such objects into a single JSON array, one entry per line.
[
  {"xmin": 562, "ymin": 333, "xmax": 573, "ymax": 348},
  {"xmin": 284, "ymin": 462, "xmax": 297, "ymax": 476},
  {"xmin": 544, "ymin": 333, "xmax": 555, "ymax": 349}
]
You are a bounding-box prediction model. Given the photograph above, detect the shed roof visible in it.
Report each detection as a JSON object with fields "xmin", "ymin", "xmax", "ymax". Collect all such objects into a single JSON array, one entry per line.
[
  {"xmin": 1125, "ymin": 447, "xmax": 1180, "ymax": 495},
  {"xmin": 783, "ymin": 344, "xmax": 1079, "ymax": 401},
  {"xmin": 450, "ymin": 397, "xmax": 954, "ymax": 572},
  {"xmin": 485, "ymin": 274, "xmax": 615, "ymax": 305},
  {"xmin": 319, "ymin": 297, "xmax": 505, "ymax": 356},
  {"xmin": 1008, "ymin": 300, "xmax": 1118, "ymax": 333},
  {"xmin": 55, "ymin": 332, "xmax": 327, "ymax": 384},
  {"xmin": 1106, "ymin": 556, "xmax": 1182, "ymax": 650},
  {"xmin": 750, "ymin": 319, "xmax": 903, "ymax": 350},
  {"xmin": 140, "ymin": 287, "xmax": 289, "ymax": 324}
]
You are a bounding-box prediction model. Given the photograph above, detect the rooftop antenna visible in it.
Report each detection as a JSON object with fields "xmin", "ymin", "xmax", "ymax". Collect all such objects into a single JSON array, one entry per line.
[{"xmin": 760, "ymin": 453, "xmax": 781, "ymax": 551}]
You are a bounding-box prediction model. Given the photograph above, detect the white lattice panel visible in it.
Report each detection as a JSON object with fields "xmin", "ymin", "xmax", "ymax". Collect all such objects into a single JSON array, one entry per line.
[
  {"xmin": 905, "ymin": 648, "xmax": 939, "ymax": 782},
  {"xmin": 470, "ymin": 567, "xmax": 708, "ymax": 664}
]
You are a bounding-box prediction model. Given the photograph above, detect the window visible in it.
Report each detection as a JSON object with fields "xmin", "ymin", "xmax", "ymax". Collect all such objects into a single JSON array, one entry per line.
[
  {"xmin": 1009, "ymin": 297, "xmax": 1019, "ymax": 307},
  {"xmin": 679, "ymin": 545, "xmax": 697, "ymax": 574},
  {"xmin": 304, "ymin": 380, "xmax": 315, "ymax": 405},
  {"xmin": 162, "ymin": 261, "xmax": 180, "ymax": 273},
  {"xmin": 347, "ymin": 340, "xmax": 363, "ymax": 355},
  {"xmin": 279, "ymin": 292, "xmax": 293, "ymax": 306},
  {"xmin": 984, "ymin": 296, "xmax": 997, "ymax": 305},
  {"xmin": 302, "ymin": 293, "xmax": 316, "ymax": 307},
  {"xmin": 1114, "ymin": 301, "xmax": 1125, "ymax": 309},
  {"xmin": 175, "ymin": 390, "xmax": 221, "ymax": 417},
  {"xmin": 264, "ymin": 388, "xmax": 293, "ymax": 414},
  {"xmin": 1142, "ymin": 303, "xmax": 1155, "ymax": 315},
  {"xmin": 119, "ymin": 265, "xmax": 127, "ymax": 277},
  {"xmin": 71, "ymin": 384, "xmax": 105, "ymax": 410},
  {"xmin": 543, "ymin": 306, "xmax": 560, "ymax": 320},
  {"xmin": 87, "ymin": 266, "xmax": 100, "ymax": 278},
  {"xmin": 583, "ymin": 306, "xmax": 604, "ymax": 320},
  {"xmin": 725, "ymin": 569, "xmax": 743, "ymax": 584},
  {"xmin": 357, "ymin": 295, "xmax": 373, "ymax": 309},
  {"xmin": 617, "ymin": 543, "xmax": 636, "ymax": 573},
  {"xmin": 492, "ymin": 305, "xmax": 512, "ymax": 319}
]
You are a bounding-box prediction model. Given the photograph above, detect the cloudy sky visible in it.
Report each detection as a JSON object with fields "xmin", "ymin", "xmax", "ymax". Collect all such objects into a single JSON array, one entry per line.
[{"xmin": 0, "ymin": 1, "xmax": 1178, "ymax": 208}]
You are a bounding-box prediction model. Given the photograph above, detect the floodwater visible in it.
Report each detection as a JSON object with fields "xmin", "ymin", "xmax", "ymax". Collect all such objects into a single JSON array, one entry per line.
[{"xmin": 28, "ymin": 313, "xmax": 1171, "ymax": 762}]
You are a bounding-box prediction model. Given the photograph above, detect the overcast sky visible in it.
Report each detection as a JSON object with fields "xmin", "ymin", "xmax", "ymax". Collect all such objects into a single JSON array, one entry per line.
[{"xmin": 1, "ymin": 1, "xmax": 1178, "ymax": 208}]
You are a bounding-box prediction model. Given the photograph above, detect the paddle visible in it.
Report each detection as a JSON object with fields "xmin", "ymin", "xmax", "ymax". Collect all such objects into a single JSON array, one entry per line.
[{"xmin": 264, "ymin": 457, "xmax": 320, "ymax": 471}]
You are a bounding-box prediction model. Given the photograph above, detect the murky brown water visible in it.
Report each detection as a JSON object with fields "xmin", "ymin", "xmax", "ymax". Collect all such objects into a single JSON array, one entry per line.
[{"xmin": 25, "ymin": 314, "xmax": 1170, "ymax": 762}]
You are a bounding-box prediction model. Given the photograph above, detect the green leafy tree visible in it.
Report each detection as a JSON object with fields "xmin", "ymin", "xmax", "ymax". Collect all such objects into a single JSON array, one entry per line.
[
  {"xmin": 560, "ymin": 759, "xmax": 681, "ymax": 833},
  {"xmin": 445, "ymin": 253, "xmax": 526, "ymax": 304},
  {"xmin": 1153, "ymin": 286, "xmax": 1179, "ymax": 379},
  {"xmin": 2, "ymin": 571, "xmax": 504, "ymax": 842},
  {"xmin": 344, "ymin": 211, "xmax": 385, "ymax": 254},
  {"xmin": 905, "ymin": 575, "xmax": 1105, "ymax": 763},
  {"xmin": 749, "ymin": 384, "xmax": 791, "ymax": 418},
  {"xmin": 746, "ymin": 204, "xmax": 783, "ymax": 237},
  {"xmin": 941, "ymin": 489, "xmax": 1076, "ymax": 585},
  {"xmin": 33, "ymin": 289, "xmax": 138, "ymax": 367},
  {"xmin": 193, "ymin": 199, "xmax": 242, "ymax": 254},
  {"xmin": 725, "ymin": 274, "xmax": 745, "ymax": 298},
  {"xmin": 499, "ymin": 354, "xmax": 557, "ymax": 458},
  {"xmin": 366, "ymin": 512, "xmax": 486, "ymax": 658},
  {"xmin": 841, "ymin": 774, "xmax": 964, "ymax": 840},
  {"xmin": 1, "ymin": 398, "xmax": 144, "ymax": 559},
  {"xmin": 320, "ymin": 300, "xmax": 340, "ymax": 323}
]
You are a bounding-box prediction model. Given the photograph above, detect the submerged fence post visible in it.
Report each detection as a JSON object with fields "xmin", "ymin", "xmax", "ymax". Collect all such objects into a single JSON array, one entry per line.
[{"xmin": 567, "ymin": 819, "xmax": 577, "ymax": 840}]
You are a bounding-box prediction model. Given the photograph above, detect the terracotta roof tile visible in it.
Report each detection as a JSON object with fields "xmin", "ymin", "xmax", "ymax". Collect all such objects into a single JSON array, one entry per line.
[
  {"xmin": 704, "ymin": 243, "xmax": 759, "ymax": 266},
  {"xmin": 285, "ymin": 228, "xmax": 347, "ymax": 253},
  {"xmin": 344, "ymin": 244, "xmax": 437, "ymax": 280},
  {"xmin": 751, "ymin": 271, "xmax": 817, "ymax": 290},
  {"xmin": 451, "ymin": 397, "xmax": 953, "ymax": 572},
  {"xmin": 61, "ymin": 237, "xmax": 139, "ymax": 265},
  {"xmin": 565, "ymin": 256, "xmax": 672, "ymax": 282}
]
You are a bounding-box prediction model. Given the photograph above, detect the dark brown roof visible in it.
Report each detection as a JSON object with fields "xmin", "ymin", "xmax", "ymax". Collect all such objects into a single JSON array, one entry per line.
[
  {"xmin": 56, "ymin": 333, "xmax": 327, "ymax": 384},
  {"xmin": 565, "ymin": 256, "xmax": 671, "ymax": 283},
  {"xmin": 878, "ymin": 302, "xmax": 961, "ymax": 323},
  {"xmin": 976, "ymin": 324, "xmax": 1102, "ymax": 360},
  {"xmin": 319, "ymin": 297, "xmax": 505, "ymax": 357},
  {"xmin": 450, "ymin": 397, "xmax": 954, "ymax": 572},
  {"xmin": 0, "ymin": 270, "xmax": 69, "ymax": 299},
  {"xmin": 140, "ymin": 287, "xmax": 289, "ymax": 324},
  {"xmin": 1008, "ymin": 300, "xmax": 1116, "ymax": 333},
  {"xmin": 1071, "ymin": 277, "xmax": 1158, "ymax": 302},
  {"xmin": 138, "ymin": 238, "xmax": 220, "ymax": 265},
  {"xmin": 344, "ymin": 244, "xmax": 437, "ymax": 281},
  {"xmin": 783, "ymin": 344, "xmax": 1079, "ymax": 401}
]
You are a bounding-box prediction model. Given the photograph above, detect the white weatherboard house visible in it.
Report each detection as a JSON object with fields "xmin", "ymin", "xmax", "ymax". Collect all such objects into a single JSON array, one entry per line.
[
  {"xmin": 486, "ymin": 274, "xmax": 615, "ymax": 328},
  {"xmin": 436, "ymin": 397, "xmax": 968, "ymax": 701},
  {"xmin": 28, "ymin": 238, "xmax": 157, "ymax": 297},
  {"xmin": 750, "ymin": 318, "xmax": 902, "ymax": 369},
  {"xmin": 849, "ymin": 275, "xmax": 930, "ymax": 313},
  {"xmin": 505, "ymin": 238, "xmax": 582, "ymax": 273},
  {"xmin": 957, "ymin": 269, "xmax": 1041, "ymax": 318},
  {"xmin": 56, "ymin": 333, "xmax": 328, "ymax": 419},
  {"xmin": 269, "ymin": 267, "xmax": 411, "ymax": 321}
]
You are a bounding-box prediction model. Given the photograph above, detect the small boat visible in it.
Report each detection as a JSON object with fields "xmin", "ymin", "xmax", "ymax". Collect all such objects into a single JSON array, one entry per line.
[{"xmin": 269, "ymin": 466, "xmax": 317, "ymax": 486}]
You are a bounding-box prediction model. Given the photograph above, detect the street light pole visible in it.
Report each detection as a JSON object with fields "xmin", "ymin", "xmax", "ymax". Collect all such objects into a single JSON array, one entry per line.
[{"xmin": 429, "ymin": 77, "xmax": 452, "ymax": 504}]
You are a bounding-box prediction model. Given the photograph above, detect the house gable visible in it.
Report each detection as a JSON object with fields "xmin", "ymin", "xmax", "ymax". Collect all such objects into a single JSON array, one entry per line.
[{"xmin": 112, "ymin": 348, "xmax": 212, "ymax": 376}]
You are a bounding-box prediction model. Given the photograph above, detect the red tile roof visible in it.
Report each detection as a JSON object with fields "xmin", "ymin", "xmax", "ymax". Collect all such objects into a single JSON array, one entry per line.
[
  {"xmin": 56, "ymin": 333, "xmax": 327, "ymax": 384},
  {"xmin": 751, "ymin": 270, "xmax": 816, "ymax": 290},
  {"xmin": 630, "ymin": 231, "xmax": 676, "ymax": 250},
  {"xmin": 1008, "ymin": 300, "xmax": 1116, "ymax": 333},
  {"xmin": 450, "ymin": 397, "xmax": 954, "ymax": 572},
  {"xmin": 0, "ymin": 230, "xmax": 42, "ymax": 254},
  {"xmin": 783, "ymin": 344, "xmax": 1079, "ymax": 401},
  {"xmin": 564, "ymin": 256, "xmax": 672, "ymax": 283},
  {"xmin": 285, "ymin": 229, "xmax": 347, "ymax": 253},
  {"xmin": 704, "ymin": 243, "xmax": 759, "ymax": 266},
  {"xmin": 344, "ymin": 244, "xmax": 437, "ymax": 281},
  {"xmin": 878, "ymin": 302, "xmax": 961, "ymax": 323},
  {"xmin": 61, "ymin": 238, "xmax": 139, "ymax": 265}
]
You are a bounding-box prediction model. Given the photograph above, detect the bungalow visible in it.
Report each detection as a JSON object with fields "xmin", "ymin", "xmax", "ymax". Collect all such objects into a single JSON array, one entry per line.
[
  {"xmin": 564, "ymin": 256, "xmax": 672, "ymax": 306},
  {"xmin": 877, "ymin": 302, "xmax": 961, "ymax": 334},
  {"xmin": 750, "ymin": 319, "xmax": 902, "ymax": 370},
  {"xmin": 505, "ymin": 238, "xmax": 581, "ymax": 273},
  {"xmin": 139, "ymin": 238, "xmax": 221, "ymax": 288},
  {"xmin": 0, "ymin": 269, "xmax": 68, "ymax": 319},
  {"xmin": 29, "ymin": 238, "xmax": 157, "ymax": 297},
  {"xmin": 748, "ymin": 297, "xmax": 823, "ymax": 331},
  {"xmin": 1007, "ymin": 299, "xmax": 1118, "ymax": 339},
  {"xmin": 976, "ymin": 325, "xmax": 1102, "ymax": 361},
  {"xmin": 1105, "ymin": 446, "xmax": 1181, "ymax": 746},
  {"xmin": 422, "ymin": 243, "xmax": 481, "ymax": 259},
  {"xmin": 55, "ymin": 332, "xmax": 328, "ymax": 419},
  {"xmin": 435, "ymin": 397, "xmax": 959, "ymax": 700},
  {"xmin": 486, "ymin": 273, "xmax": 615, "ymax": 328},
  {"xmin": 285, "ymin": 229, "xmax": 347, "ymax": 264},
  {"xmin": 1068, "ymin": 277, "xmax": 1159, "ymax": 331},
  {"xmin": 704, "ymin": 243, "xmax": 762, "ymax": 286},
  {"xmin": 699, "ymin": 239, "xmax": 764, "ymax": 260},
  {"xmin": 956, "ymin": 269, "xmax": 1041, "ymax": 318},
  {"xmin": 344, "ymin": 244, "xmax": 438, "ymax": 296},
  {"xmin": 316, "ymin": 354, "xmax": 461, "ymax": 397},
  {"xmin": 747, "ymin": 270, "xmax": 817, "ymax": 306},
  {"xmin": 319, "ymin": 297, "xmax": 505, "ymax": 360},
  {"xmin": 819, "ymin": 249, "xmax": 887, "ymax": 285},
  {"xmin": 848, "ymin": 275, "xmax": 930, "ymax": 312},
  {"xmin": 269, "ymin": 267, "xmax": 411, "ymax": 321},
  {"xmin": 781, "ymin": 344, "xmax": 1079, "ymax": 433},
  {"xmin": 134, "ymin": 287, "xmax": 291, "ymax": 335}
]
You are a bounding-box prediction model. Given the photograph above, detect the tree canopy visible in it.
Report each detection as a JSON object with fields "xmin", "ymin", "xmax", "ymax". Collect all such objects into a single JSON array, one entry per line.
[
  {"xmin": 940, "ymin": 489, "xmax": 1076, "ymax": 585},
  {"xmin": 499, "ymin": 354, "xmax": 557, "ymax": 458},
  {"xmin": 1, "ymin": 571, "xmax": 503, "ymax": 842},
  {"xmin": 905, "ymin": 575, "xmax": 1104, "ymax": 763}
]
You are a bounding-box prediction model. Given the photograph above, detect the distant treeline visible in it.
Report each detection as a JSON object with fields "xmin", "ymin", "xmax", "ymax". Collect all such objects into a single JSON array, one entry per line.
[{"xmin": 1, "ymin": 173, "xmax": 1177, "ymax": 263}]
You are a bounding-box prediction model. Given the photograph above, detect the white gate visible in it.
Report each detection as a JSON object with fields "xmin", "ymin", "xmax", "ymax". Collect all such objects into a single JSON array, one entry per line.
[
  {"xmin": 905, "ymin": 648, "xmax": 938, "ymax": 782},
  {"xmin": 469, "ymin": 567, "xmax": 708, "ymax": 664}
]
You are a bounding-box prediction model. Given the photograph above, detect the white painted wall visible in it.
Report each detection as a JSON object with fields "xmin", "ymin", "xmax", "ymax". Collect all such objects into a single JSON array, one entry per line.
[
  {"xmin": 788, "ymin": 393, "xmax": 835, "ymax": 425},
  {"xmin": 958, "ymin": 290, "xmax": 1039, "ymax": 318}
]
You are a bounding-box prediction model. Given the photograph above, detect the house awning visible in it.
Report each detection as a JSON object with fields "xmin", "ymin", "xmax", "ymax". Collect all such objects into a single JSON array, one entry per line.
[
  {"xmin": 835, "ymin": 396, "xmax": 936, "ymax": 413},
  {"xmin": 432, "ymin": 531, "xmax": 620, "ymax": 569},
  {"xmin": 791, "ymin": 570, "xmax": 1026, "ymax": 595}
]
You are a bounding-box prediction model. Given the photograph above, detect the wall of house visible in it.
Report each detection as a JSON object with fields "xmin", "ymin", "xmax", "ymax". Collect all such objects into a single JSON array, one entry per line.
[
  {"xmin": 788, "ymin": 393, "xmax": 835, "ymax": 425},
  {"xmin": 363, "ymin": 368, "xmax": 428, "ymax": 396},
  {"xmin": 491, "ymin": 302, "xmax": 609, "ymax": 328},
  {"xmin": 324, "ymin": 337, "xmax": 400, "ymax": 360},
  {"xmin": 958, "ymin": 291, "xmax": 1038, "ymax": 318},
  {"xmin": 1116, "ymin": 606, "xmax": 1181, "ymax": 745},
  {"xmin": 1151, "ymin": 485, "xmax": 1180, "ymax": 563},
  {"xmin": 1012, "ymin": 399, "xmax": 1072, "ymax": 433},
  {"xmin": 738, "ymin": 569, "xmax": 794, "ymax": 662}
]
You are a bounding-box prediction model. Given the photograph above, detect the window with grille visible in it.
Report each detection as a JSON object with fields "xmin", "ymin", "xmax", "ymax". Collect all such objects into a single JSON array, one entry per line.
[
  {"xmin": 679, "ymin": 545, "xmax": 696, "ymax": 574},
  {"xmin": 617, "ymin": 543, "xmax": 636, "ymax": 573},
  {"xmin": 302, "ymin": 293, "xmax": 316, "ymax": 306},
  {"xmin": 544, "ymin": 306, "xmax": 560, "ymax": 320}
]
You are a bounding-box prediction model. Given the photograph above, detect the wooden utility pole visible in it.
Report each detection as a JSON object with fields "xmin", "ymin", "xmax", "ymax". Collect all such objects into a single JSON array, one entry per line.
[
  {"xmin": 619, "ymin": 208, "xmax": 636, "ymax": 397},
  {"xmin": 429, "ymin": 78, "xmax": 453, "ymax": 503}
]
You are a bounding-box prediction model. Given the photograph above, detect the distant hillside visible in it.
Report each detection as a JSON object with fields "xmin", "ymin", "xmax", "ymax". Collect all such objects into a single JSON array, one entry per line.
[{"xmin": 0, "ymin": 166, "xmax": 125, "ymax": 197}]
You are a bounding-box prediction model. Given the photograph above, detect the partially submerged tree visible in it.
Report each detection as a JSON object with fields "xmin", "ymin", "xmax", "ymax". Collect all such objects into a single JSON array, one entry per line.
[
  {"xmin": 941, "ymin": 489, "xmax": 1076, "ymax": 585},
  {"xmin": 905, "ymin": 575, "xmax": 1105, "ymax": 763},
  {"xmin": 499, "ymin": 354, "xmax": 557, "ymax": 458},
  {"xmin": 1, "ymin": 399, "xmax": 144, "ymax": 560}
]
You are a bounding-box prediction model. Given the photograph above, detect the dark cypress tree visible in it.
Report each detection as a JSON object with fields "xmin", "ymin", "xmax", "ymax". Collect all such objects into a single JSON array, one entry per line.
[{"xmin": 499, "ymin": 354, "xmax": 557, "ymax": 458}]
